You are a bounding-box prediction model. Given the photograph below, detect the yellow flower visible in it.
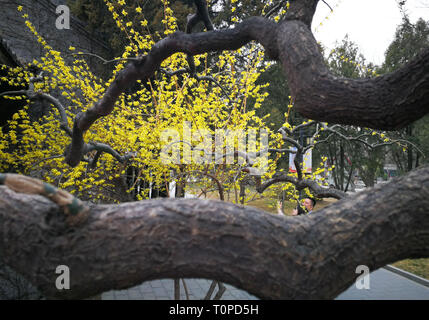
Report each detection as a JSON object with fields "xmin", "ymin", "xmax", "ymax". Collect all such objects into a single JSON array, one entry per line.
[
  {"xmin": 17, "ymin": 5, "xmax": 23, "ymax": 11},
  {"xmin": 136, "ymin": 7, "xmax": 142, "ymax": 13}
]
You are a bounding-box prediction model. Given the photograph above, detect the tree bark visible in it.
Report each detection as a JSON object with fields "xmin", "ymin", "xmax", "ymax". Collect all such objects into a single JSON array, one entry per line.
[
  {"xmin": 1, "ymin": 166, "xmax": 428, "ymax": 300},
  {"xmin": 65, "ymin": 2, "xmax": 429, "ymax": 166}
]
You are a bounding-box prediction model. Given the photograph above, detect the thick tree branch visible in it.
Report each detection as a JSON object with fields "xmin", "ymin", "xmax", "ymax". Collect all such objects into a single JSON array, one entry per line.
[
  {"xmin": 63, "ymin": 1, "xmax": 429, "ymax": 167},
  {"xmin": 1, "ymin": 166, "xmax": 428, "ymax": 299},
  {"xmin": 322, "ymin": 125, "xmax": 426, "ymax": 157},
  {"xmin": 193, "ymin": 0, "xmax": 214, "ymax": 31},
  {"xmin": 278, "ymin": 19, "xmax": 429, "ymax": 130}
]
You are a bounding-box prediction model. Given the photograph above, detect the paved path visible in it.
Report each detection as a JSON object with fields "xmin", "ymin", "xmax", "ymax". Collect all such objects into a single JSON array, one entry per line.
[
  {"xmin": 336, "ymin": 267, "xmax": 429, "ymax": 300},
  {"xmin": 102, "ymin": 279, "xmax": 258, "ymax": 300},
  {"xmin": 102, "ymin": 267, "xmax": 429, "ymax": 300}
]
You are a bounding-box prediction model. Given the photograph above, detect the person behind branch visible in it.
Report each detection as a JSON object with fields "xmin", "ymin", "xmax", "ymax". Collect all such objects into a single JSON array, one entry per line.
[{"xmin": 277, "ymin": 197, "xmax": 316, "ymax": 216}]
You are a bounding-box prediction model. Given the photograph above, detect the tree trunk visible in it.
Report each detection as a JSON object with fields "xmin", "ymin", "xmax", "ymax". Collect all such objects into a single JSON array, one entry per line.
[
  {"xmin": 1, "ymin": 166, "xmax": 428, "ymax": 300},
  {"xmin": 344, "ymin": 162, "xmax": 355, "ymax": 193},
  {"xmin": 239, "ymin": 180, "xmax": 246, "ymax": 205}
]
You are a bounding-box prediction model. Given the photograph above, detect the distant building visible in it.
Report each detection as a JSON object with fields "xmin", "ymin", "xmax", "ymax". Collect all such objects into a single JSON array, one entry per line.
[{"xmin": 384, "ymin": 164, "xmax": 398, "ymax": 179}]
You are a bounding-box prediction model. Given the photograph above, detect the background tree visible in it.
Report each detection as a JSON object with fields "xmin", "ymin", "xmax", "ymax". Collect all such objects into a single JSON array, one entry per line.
[
  {"xmin": 318, "ymin": 36, "xmax": 383, "ymax": 189},
  {"xmin": 380, "ymin": 15, "xmax": 429, "ymax": 174}
]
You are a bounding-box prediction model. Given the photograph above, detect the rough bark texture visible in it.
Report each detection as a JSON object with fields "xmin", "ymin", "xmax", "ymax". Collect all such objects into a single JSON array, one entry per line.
[
  {"xmin": 278, "ymin": 20, "xmax": 429, "ymax": 130},
  {"xmin": 1, "ymin": 166, "xmax": 428, "ymax": 300},
  {"xmin": 257, "ymin": 174, "xmax": 347, "ymax": 200}
]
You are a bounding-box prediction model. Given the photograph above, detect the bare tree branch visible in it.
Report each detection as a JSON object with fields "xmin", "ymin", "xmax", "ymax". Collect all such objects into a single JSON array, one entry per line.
[
  {"xmin": 278, "ymin": 18, "xmax": 429, "ymax": 129},
  {"xmin": 0, "ymin": 75, "xmax": 73, "ymax": 137},
  {"xmin": 321, "ymin": 0, "xmax": 334, "ymax": 12},
  {"xmin": 67, "ymin": 52, "xmax": 140, "ymax": 65},
  {"xmin": 265, "ymin": 0, "xmax": 288, "ymax": 19}
]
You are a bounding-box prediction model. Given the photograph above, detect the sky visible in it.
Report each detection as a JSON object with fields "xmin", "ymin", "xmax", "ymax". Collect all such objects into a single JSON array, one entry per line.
[{"xmin": 312, "ymin": 0, "xmax": 429, "ymax": 66}]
